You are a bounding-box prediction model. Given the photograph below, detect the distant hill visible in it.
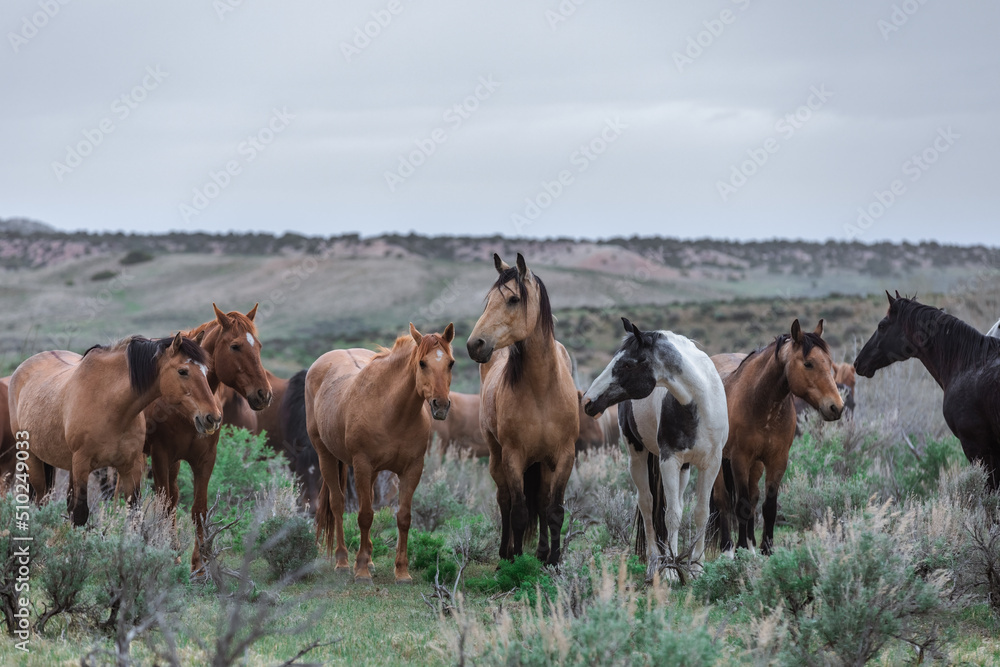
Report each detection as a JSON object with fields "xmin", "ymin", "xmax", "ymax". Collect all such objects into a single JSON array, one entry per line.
[
  {"xmin": 1, "ymin": 223, "xmax": 998, "ymax": 387},
  {"xmin": 0, "ymin": 217, "xmax": 55, "ymax": 235}
]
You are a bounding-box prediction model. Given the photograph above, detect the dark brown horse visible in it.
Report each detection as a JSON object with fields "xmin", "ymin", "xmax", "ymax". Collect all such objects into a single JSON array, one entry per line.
[
  {"xmin": 467, "ymin": 253, "xmax": 578, "ymax": 565},
  {"xmin": 307, "ymin": 323, "xmax": 455, "ymax": 582},
  {"xmin": 145, "ymin": 305, "xmax": 273, "ymax": 575},
  {"xmin": 10, "ymin": 335, "xmax": 219, "ymax": 525},
  {"xmin": 711, "ymin": 320, "xmax": 844, "ymax": 554},
  {"xmin": 855, "ymin": 292, "xmax": 1000, "ymax": 489}
]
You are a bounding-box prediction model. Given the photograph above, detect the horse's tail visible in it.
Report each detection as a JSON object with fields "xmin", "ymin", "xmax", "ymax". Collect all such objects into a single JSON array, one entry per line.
[
  {"xmin": 634, "ymin": 452, "xmax": 668, "ymax": 559},
  {"xmin": 523, "ymin": 462, "xmax": 542, "ymax": 544},
  {"xmin": 314, "ymin": 463, "xmax": 344, "ymax": 557}
]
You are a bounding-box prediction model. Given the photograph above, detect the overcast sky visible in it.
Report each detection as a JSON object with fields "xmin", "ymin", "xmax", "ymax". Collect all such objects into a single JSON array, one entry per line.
[{"xmin": 1, "ymin": 1, "xmax": 997, "ymax": 245}]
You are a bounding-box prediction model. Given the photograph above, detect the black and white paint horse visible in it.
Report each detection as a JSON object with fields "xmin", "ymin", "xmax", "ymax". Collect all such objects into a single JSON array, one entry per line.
[
  {"xmin": 583, "ymin": 318, "xmax": 728, "ymax": 580},
  {"xmin": 855, "ymin": 293, "xmax": 1000, "ymax": 489}
]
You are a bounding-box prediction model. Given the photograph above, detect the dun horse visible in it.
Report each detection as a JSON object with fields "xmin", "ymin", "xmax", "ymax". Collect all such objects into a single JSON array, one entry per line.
[
  {"xmin": 467, "ymin": 253, "xmax": 578, "ymax": 566},
  {"xmin": 583, "ymin": 318, "xmax": 729, "ymax": 580},
  {"xmin": 8, "ymin": 335, "xmax": 219, "ymax": 525},
  {"xmin": 711, "ymin": 319, "xmax": 843, "ymax": 555},
  {"xmin": 306, "ymin": 323, "xmax": 455, "ymax": 582},
  {"xmin": 145, "ymin": 305, "xmax": 272, "ymax": 575},
  {"xmin": 855, "ymin": 293, "xmax": 1000, "ymax": 489}
]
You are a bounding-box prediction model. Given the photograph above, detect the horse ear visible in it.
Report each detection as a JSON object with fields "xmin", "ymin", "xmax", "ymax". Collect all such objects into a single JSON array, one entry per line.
[
  {"xmin": 193, "ymin": 330, "xmax": 206, "ymax": 346},
  {"xmin": 246, "ymin": 303, "xmax": 259, "ymax": 321},
  {"xmin": 170, "ymin": 332, "xmax": 183, "ymax": 354},
  {"xmin": 442, "ymin": 323, "xmax": 455, "ymax": 343},
  {"xmin": 409, "ymin": 322, "xmax": 423, "ymax": 344},
  {"xmin": 895, "ymin": 290, "xmax": 902, "ymax": 299},
  {"xmin": 213, "ymin": 303, "xmax": 232, "ymax": 329},
  {"xmin": 494, "ymin": 253, "xmax": 510, "ymax": 274},
  {"xmin": 516, "ymin": 253, "xmax": 532, "ymax": 282},
  {"xmin": 886, "ymin": 290, "xmax": 896, "ymax": 306},
  {"xmin": 813, "ymin": 319, "xmax": 824, "ymax": 337},
  {"xmin": 621, "ymin": 317, "xmax": 634, "ymax": 335},
  {"xmin": 790, "ymin": 319, "xmax": 803, "ymax": 343}
]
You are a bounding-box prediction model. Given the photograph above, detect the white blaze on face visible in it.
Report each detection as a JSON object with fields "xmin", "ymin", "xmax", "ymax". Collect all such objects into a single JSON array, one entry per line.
[
  {"xmin": 435, "ymin": 349, "xmax": 444, "ymax": 361},
  {"xmin": 584, "ymin": 351, "xmax": 622, "ymax": 404},
  {"xmin": 246, "ymin": 332, "xmax": 255, "ymax": 347},
  {"xmin": 184, "ymin": 359, "xmax": 210, "ymax": 377}
]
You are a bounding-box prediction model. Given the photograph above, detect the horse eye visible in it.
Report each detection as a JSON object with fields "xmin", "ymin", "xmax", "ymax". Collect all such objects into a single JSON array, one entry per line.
[
  {"xmin": 419, "ymin": 360, "xmax": 427, "ymax": 369},
  {"xmin": 178, "ymin": 368, "xmax": 189, "ymax": 377},
  {"xmin": 804, "ymin": 361, "xmax": 814, "ymax": 369},
  {"xmin": 230, "ymin": 344, "xmax": 241, "ymax": 351},
  {"xmin": 448, "ymin": 360, "xmax": 455, "ymax": 369},
  {"xmin": 507, "ymin": 296, "xmax": 520, "ymax": 305}
]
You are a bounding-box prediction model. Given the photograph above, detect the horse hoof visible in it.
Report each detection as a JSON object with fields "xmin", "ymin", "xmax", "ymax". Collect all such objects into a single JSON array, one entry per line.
[
  {"xmin": 354, "ymin": 573, "xmax": 373, "ymax": 584},
  {"xmin": 722, "ymin": 548, "xmax": 735, "ymax": 560},
  {"xmin": 395, "ymin": 575, "xmax": 413, "ymax": 585}
]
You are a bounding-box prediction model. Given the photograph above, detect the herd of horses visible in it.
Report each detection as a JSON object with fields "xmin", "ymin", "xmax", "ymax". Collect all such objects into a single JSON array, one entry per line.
[{"xmin": 3, "ymin": 254, "xmax": 999, "ymax": 584}]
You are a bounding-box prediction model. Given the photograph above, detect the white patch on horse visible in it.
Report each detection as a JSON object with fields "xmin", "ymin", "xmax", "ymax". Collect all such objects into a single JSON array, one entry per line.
[
  {"xmin": 583, "ymin": 350, "xmax": 622, "ymax": 404},
  {"xmin": 246, "ymin": 332, "xmax": 255, "ymax": 347},
  {"xmin": 197, "ymin": 363, "xmax": 208, "ymax": 377},
  {"xmin": 436, "ymin": 350, "xmax": 444, "ymax": 361}
]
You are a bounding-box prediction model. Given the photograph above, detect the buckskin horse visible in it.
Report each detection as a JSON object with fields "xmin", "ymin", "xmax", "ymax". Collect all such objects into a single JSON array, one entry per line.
[
  {"xmin": 855, "ymin": 292, "xmax": 1000, "ymax": 489},
  {"xmin": 711, "ymin": 319, "xmax": 843, "ymax": 555},
  {"xmin": 9, "ymin": 334, "xmax": 219, "ymax": 525},
  {"xmin": 306, "ymin": 323, "xmax": 455, "ymax": 583},
  {"xmin": 467, "ymin": 253, "xmax": 578, "ymax": 566},
  {"xmin": 583, "ymin": 318, "xmax": 729, "ymax": 581},
  {"xmin": 145, "ymin": 304, "xmax": 272, "ymax": 575}
]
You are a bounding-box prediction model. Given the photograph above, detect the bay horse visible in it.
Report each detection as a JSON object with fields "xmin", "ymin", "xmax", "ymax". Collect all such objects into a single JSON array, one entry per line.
[
  {"xmin": 793, "ymin": 361, "xmax": 857, "ymax": 432},
  {"xmin": 855, "ymin": 292, "xmax": 1000, "ymax": 489},
  {"xmin": 429, "ymin": 391, "xmax": 490, "ymax": 458},
  {"xmin": 306, "ymin": 323, "xmax": 455, "ymax": 582},
  {"xmin": 711, "ymin": 319, "xmax": 843, "ymax": 555},
  {"xmin": 8, "ymin": 334, "xmax": 219, "ymax": 525},
  {"xmin": 583, "ymin": 318, "xmax": 729, "ymax": 580},
  {"xmin": 467, "ymin": 253, "xmax": 578, "ymax": 566},
  {"xmin": 144, "ymin": 304, "xmax": 273, "ymax": 575}
]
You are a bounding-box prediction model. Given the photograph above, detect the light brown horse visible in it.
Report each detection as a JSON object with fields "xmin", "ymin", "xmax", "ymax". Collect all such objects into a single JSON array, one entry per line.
[
  {"xmin": 9, "ymin": 335, "xmax": 219, "ymax": 525},
  {"xmin": 710, "ymin": 319, "xmax": 843, "ymax": 555},
  {"xmin": 144, "ymin": 305, "xmax": 273, "ymax": 575},
  {"xmin": 429, "ymin": 391, "xmax": 490, "ymax": 457},
  {"xmin": 306, "ymin": 323, "xmax": 455, "ymax": 582},
  {"xmin": 0, "ymin": 377, "xmax": 16, "ymax": 493},
  {"xmin": 467, "ymin": 253, "xmax": 579, "ymax": 565}
]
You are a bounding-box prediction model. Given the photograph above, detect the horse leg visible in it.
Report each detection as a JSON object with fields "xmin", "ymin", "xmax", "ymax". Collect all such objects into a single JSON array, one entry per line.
[
  {"xmin": 502, "ymin": 456, "xmax": 528, "ymax": 558},
  {"xmin": 760, "ymin": 459, "xmax": 787, "ymax": 555},
  {"xmin": 487, "ymin": 444, "xmax": 513, "ymax": 560},
  {"xmin": 314, "ymin": 445, "xmax": 349, "ymax": 569},
  {"xmin": 691, "ymin": 456, "xmax": 721, "ymax": 571},
  {"xmin": 25, "ymin": 451, "xmax": 49, "ymax": 504},
  {"xmin": 69, "ymin": 455, "xmax": 92, "ymax": 526},
  {"xmin": 746, "ymin": 461, "xmax": 764, "ymax": 550},
  {"xmin": 189, "ymin": 448, "xmax": 217, "ymax": 576},
  {"xmin": 728, "ymin": 452, "xmax": 754, "ymax": 552},
  {"xmin": 713, "ymin": 458, "xmax": 735, "ymax": 556},
  {"xmin": 629, "ymin": 447, "xmax": 659, "ymax": 579},
  {"xmin": 114, "ymin": 454, "xmax": 145, "ymax": 508},
  {"xmin": 352, "ymin": 459, "xmax": 375, "ymax": 582},
  {"xmin": 658, "ymin": 456, "xmax": 683, "ymax": 580},
  {"xmin": 393, "ymin": 461, "xmax": 423, "ymax": 584},
  {"xmin": 541, "ymin": 450, "xmax": 574, "ymax": 567}
]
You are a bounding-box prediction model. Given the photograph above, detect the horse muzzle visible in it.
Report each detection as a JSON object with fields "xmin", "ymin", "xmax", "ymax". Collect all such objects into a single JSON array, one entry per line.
[
  {"xmin": 819, "ymin": 402, "xmax": 843, "ymax": 422},
  {"xmin": 247, "ymin": 388, "xmax": 273, "ymax": 411},
  {"xmin": 430, "ymin": 398, "xmax": 451, "ymax": 421},
  {"xmin": 195, "ymin": 412, "xmax": 222, "ymax": 435},
  {"xmin": 581, "ymin": 397, "xmax": 604, "ymax": 419},
  {"xmin": 466, "ymin": 337, "xmax": 494, "ymax": 364}
]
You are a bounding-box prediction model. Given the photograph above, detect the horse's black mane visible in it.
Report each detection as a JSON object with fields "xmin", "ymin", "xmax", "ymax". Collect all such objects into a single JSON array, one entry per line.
[
  {"xmin": 491, "ymin": 267, "xmax": 553, "ymax": 388},
  {"xmin": 84, "ymin": 335, "xmax": 206, "ymax": 395},
  {"xmin": 895, "ymin": 297, "xmax": 999, "ymax": 365},
  {"xmin": 735, "ymin": 330, "xmax": 829, "ymax": 371}
]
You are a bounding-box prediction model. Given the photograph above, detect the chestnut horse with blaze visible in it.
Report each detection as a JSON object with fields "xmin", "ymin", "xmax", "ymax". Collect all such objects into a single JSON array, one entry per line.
[
  {"xmin": 711, "ymin": 319, "xmax": 843, "ymax": 555},
  {"xmin": 306, "ymin": 323, "xmax": 455, "ymax": 583},
  {"xmin": 9, "ymin": 334, "xmax": 219, "ymax": 525},
  {"xmin": 144, "ymin": 305, "xmax": 273, "ymax": 575},
  {"xmin": 467, "ymin": 253, "xmax": 578, "ymax": 566}
]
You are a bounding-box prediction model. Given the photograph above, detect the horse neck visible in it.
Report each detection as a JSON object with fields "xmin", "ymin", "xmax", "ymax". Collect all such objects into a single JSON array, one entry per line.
[
  {"xmin": 89, "ymin": 349, "xmax": 162, "ymax": 429},
  {"xmin": 370, "ymin": 345, "xmax": 426, "ymax": 424},
  {"xmin": 738, "ymin": 345, "xmax": 791, "ymax": 408},
  {"xmin": 906, "ymin": 309, "xmax": 979, "ymax": 389},
  {"xmin": 515, "ymin": 319, "xmax": 565, "ymax": 390}
]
